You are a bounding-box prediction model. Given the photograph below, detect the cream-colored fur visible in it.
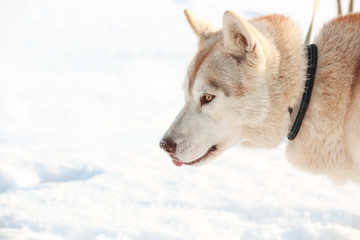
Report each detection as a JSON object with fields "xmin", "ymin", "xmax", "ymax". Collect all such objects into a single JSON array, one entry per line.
[{"xmin": 160, "ymin": 10, "xmax": 360, "ymax": 184}]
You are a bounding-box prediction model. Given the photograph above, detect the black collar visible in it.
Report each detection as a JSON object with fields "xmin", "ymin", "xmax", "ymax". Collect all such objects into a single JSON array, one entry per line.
[{"xmin": 287, "ymin": 44, "xmax": 318, "ymax": 140}]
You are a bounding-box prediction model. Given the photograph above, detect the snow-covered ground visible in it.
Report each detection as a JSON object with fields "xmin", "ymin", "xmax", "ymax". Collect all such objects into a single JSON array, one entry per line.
[{"xmin": 0, "ymin": 0, "xmax": 360, "ymax": 239}]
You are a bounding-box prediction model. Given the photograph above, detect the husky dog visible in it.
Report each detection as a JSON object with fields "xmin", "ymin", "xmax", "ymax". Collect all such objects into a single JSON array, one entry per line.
[{"xmin": 160, "ymin": 10, "xmax": 360, "ymax": 184}]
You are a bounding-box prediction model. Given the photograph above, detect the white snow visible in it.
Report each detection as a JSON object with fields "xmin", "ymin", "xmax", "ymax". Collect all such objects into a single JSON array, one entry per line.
[{"xmin": 0, "ymin": 0, "xmax": 360, "ymax": 239}]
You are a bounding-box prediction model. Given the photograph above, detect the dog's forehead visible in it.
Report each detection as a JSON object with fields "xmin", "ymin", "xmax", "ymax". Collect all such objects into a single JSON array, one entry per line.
[
  {"xmin": 186, "ymin": 33, "xmax": 224, "ymax": 94},
  {"xmin": 187, "ymin": 46, "xmax": 244, "ymax": 97},
  {"xmin": 187, "ymin": 46, "xmax": 215, "ymax": 94}
]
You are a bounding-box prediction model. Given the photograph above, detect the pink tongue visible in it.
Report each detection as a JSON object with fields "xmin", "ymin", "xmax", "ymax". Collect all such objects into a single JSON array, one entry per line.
[{"xmin": 172, "ymin": 160, "xmax": 183, "ymax": 167}]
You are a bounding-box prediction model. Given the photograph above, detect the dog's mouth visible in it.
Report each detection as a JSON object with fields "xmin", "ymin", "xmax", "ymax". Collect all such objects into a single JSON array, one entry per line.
[{"xmin": 171, "ymin": 145, "xmax": 218, "ymax": 167}]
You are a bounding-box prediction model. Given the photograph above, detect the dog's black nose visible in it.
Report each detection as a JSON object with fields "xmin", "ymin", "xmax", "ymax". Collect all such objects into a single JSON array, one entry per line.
[{"xmin": 159, "ymin": 138, "xmax": 177, "ymax": 154}]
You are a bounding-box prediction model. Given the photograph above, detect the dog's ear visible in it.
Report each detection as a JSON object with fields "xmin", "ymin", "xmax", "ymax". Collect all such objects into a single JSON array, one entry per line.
[
  {"xmin": 222, "ymin": 11, "xmax": 265, "ymax": 62},
  {"xmin": 184, "ymin": 9, "xmax": 218, "ymax": 38}
]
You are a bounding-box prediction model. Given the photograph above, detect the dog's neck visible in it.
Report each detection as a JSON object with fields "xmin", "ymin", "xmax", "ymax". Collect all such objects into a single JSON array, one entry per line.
[
  {"xmin": 242, "ymin": 15, "xmax": 310, "ymax": 147},
  {"xmin": 251, "ymin": 15, "xmax": 308, "ymax": 108}
]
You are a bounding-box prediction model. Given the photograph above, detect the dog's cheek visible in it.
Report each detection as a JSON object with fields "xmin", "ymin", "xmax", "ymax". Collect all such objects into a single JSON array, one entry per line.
[{"xmin": 233, "ymin": 89, "xmax": 270, "ymax": 124}]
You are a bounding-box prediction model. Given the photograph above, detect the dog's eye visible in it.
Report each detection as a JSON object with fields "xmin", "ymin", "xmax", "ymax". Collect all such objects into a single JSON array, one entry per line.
[{"xmin": 200, "ymin": 94, "xmax": 215, "ymax": 106}]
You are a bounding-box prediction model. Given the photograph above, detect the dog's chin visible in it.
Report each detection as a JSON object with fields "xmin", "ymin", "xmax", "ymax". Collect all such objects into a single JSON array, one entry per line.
[{"xmin": 171, "ymin": 145, "xmax": 218, "ymax": 167}]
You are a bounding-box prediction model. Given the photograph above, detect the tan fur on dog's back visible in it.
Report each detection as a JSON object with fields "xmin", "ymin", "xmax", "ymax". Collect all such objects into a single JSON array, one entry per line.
[{"xmin": 287, "ymin": 13, "xmax": 360, "ymax": 183}]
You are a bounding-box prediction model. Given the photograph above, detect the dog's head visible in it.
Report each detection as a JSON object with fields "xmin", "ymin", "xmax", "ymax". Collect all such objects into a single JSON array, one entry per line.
[{"xmin": 160, "ymin": 10, "xmax": 288, "ymax": 167}]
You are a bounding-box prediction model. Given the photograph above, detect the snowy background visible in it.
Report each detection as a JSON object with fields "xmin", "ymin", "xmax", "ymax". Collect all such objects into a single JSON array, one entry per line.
[{"xmin": 0, "ymin": 0, "xmax": 360, "ymax": 239}]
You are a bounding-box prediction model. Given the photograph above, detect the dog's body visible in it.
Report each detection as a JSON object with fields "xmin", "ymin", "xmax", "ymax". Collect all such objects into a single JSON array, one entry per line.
[{"xmin": 160, "ymin": 10, "xmax": 360, "ymax": 183}]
